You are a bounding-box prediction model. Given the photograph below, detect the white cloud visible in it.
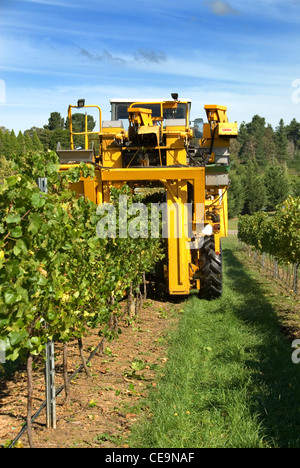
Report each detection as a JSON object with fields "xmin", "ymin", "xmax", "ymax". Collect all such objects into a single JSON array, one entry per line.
[{"xmin": 205, "ymin": 0, "xmax": 239, "ymax": 15}]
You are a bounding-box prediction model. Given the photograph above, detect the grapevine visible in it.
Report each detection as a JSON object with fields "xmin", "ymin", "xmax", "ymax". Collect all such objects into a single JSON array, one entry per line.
[
  {"xmin": 238, "ymin": 196, "xmax": 300, "ymax": 265},
  {"xmin": 0, "ymin": 150, "xmax": 164, "ymax": 447}
]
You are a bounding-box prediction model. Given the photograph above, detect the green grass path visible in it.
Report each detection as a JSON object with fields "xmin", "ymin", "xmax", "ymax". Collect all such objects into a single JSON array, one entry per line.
[{"xmin": 129, "ymin": 237, "xmax": 300, "ymax": 448}]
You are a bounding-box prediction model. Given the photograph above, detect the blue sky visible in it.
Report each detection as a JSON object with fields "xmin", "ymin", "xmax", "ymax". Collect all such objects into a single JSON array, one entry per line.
[{"xmin": 1, "ymin": 0, "xmax": 300, "ymax": 132}]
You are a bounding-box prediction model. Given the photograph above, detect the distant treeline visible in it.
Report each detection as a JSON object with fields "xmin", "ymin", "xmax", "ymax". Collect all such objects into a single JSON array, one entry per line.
[
  {"xmin": 0, "ymin": 111, "xmax": 96, "ymax": 156},
  {"xmin": 0, "ymin": 111, "xmax": 299, "ymax": 217},
  {"xmin": 228, "ymin": 115, "xmax": 300, "ymax": 217}
]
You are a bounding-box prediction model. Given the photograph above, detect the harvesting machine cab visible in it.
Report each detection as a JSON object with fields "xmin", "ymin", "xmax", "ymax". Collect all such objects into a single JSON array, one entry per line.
[{"xmin": 57, "ymin": 94, "xmax": 238, "ymax": 299}]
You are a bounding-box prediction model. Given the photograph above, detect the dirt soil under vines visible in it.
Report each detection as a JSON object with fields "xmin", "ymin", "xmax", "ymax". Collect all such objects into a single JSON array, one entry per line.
[{"xmin": 0, "ymin": 295, "xmax": 184, "ymax": 448}]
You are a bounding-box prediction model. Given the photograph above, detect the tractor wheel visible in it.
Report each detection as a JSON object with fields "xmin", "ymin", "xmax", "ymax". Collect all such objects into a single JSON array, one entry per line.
[{"xmin": 198, "ymin": 236, "xmax": 223, "ymax": 300}]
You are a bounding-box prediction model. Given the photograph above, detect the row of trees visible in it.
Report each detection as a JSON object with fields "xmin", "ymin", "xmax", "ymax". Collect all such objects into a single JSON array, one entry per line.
[
  {"xmin": 0, "ymin": 127, "xmax": 44, "ymax": 156},
  {"xmin": 228, "ymin": 162, "xmax": 292, "ymax": 217},
  {"xmin": 228, "ymin": 115, "xmax": 300, "ymax": 217},
  {"xmin": 0, "ymin": 112, "xmax": 96, "ymax": 157},
  {"xmin": 235, "ymin": 115, "xmax": 300, "ymax": 168}
]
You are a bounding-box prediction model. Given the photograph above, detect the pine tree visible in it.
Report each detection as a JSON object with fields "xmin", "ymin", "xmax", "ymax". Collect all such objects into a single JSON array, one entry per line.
[
  {"xmin": 286, "ymin": 118, "xmax": 300, "ymax": 149},
  {"xmin": 238, "ymin": 115, "xmax": 272, "ymax": 167},
  {"xmin": 17, "ymin": 131, "xmax": 25, "ymax": 156},
  {"xmin": 32, "ymin": 132, "xmax": 44, "ymax": 151},
  {"xmin": 238, "ymin": 135, "xmax": 254, "ymax": 163},
  {"xmin": 37, "ymin": 128, "xmax": 52, "ymax": 151},
  {"xmin": 264, "ymin": 165, "xmax": 290, "ymax": 210},
  {"xmin": 24, "ymin": 133, "xmax": 33, "ymax": 152},
  {"xmin": 228, "ymin": 171, "xmax": 245, "ymax": 218},
  {"xmin": 3, "ymin": 130, "xmax": 12, "ymax": 157},
  {"xmin": 242, "ymin": 161, "xmax": 267, "ymax": 214},
  {"xmin": 237, "ymin": 121, "xmax": 248, "ymax": 146},
  {"xmin": 247, "ymin": 115, "xmax": 267, "ymax": 166},
  {"xmin": 9, "ymin": 130, "xmax": 18, "ymax": 156},
  {"xmin": 44, "ymin": 112, "xmax": 64, "ymax": 131},
  {"xmin": 263, "ymin": 125, "xmax": 278, "ymax": 164},
  {"xmin": 275, "ymin": 119, "xmax": 289, "ymax": 161}
]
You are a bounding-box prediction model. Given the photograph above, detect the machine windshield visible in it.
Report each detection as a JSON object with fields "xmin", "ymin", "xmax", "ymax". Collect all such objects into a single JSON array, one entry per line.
[{"xmin": 111, "ymin": 102, "xmax": 188, "ymax": 125}]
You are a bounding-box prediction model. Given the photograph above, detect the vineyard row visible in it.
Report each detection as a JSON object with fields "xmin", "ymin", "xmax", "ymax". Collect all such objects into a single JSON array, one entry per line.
[
  {"xmin": 0, "ymin": 151, "xmax": 164, "ymax": 447},
  {"xmin": 237, "ymin": 196, "xmax": 300, "ymax": 294}
]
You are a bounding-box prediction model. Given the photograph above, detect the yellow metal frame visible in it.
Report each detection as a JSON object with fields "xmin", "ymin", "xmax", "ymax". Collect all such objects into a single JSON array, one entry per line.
[
  {"xmin": 68, "ymin": 104, "xmax": 103, "ymax": 150},
  {"xmin": 60, "ymin": 164, "xmax": 206, "ymax": 294},
  {"xmin": 60, "ymin": 99, "xmax": 237, "ymax": 296}
]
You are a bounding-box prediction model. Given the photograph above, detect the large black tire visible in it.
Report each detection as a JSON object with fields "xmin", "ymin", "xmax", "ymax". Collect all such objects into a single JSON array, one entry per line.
[{"xmin": 198, "ymin": 236, "xmax": 223, "ymax": 300}]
